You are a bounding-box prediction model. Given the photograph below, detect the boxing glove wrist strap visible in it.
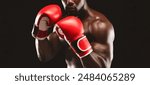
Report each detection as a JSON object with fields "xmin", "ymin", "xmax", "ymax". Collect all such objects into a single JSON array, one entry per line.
[
  {"xmin": 71, "ymin": 36, "xmax": 93, "ymax": 58},
  {"xmin": 32, "ymin": 25, "xmax": 52, "ymax": 40}
]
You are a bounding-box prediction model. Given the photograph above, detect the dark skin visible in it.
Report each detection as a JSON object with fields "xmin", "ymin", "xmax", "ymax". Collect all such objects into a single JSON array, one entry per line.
[{"xmin": 35, "ymin": 0, "xmax": 115, "ymax": 68}]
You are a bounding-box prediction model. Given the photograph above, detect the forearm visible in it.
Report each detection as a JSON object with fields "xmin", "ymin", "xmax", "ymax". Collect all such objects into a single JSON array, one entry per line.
[
  {"xmin": 80, "ymin": 52, "xmax": 111, "ymax": 68},
  {"xmin": 35, "ymin": 38, "xmax": 55, "ymax": 62}
]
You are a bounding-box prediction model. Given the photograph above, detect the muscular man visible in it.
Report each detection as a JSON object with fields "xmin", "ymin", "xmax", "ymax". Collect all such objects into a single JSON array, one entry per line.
[{"xmin": 32, "ymin": 0, "xmax": 115, "ymax": 68}]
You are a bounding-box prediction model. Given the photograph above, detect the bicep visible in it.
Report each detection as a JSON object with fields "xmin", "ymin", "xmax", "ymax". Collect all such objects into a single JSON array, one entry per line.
[
  {"xmin": 90, "ymin": 28, "xmax": 115, "ymax": 66},
  {"xmin": 89, "ymin": 20, "xmax": 115, "ymax": 67}
]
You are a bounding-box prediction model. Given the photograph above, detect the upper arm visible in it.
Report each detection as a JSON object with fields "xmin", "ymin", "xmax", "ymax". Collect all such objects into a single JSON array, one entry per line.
[{"xmin": 90, "ymin": 18, "xmax": 115, "ymax": 65}]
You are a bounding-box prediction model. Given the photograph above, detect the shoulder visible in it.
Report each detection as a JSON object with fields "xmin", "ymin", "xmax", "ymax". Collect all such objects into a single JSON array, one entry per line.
[{"xmin": 88, "ymin": 9, "xmax": 115, "ymax": 44}]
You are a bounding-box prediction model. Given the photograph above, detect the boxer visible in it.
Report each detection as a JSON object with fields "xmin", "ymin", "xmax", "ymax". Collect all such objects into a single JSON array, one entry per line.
[{"xmin": 32, "ymin": 0, "xmax": 115, "ymax": 68}]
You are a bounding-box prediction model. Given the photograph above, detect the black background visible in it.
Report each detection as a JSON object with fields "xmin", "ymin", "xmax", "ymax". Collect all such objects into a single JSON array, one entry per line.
[{"xmin": 0, "ymin": 0, "xmax": 149, "ymax": 67}]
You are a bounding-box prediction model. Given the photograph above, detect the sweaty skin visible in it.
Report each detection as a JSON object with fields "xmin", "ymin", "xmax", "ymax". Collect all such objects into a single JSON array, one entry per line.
[{"xmin": 35, "ymin": 0, "xmax": 115, "ymax": 68}]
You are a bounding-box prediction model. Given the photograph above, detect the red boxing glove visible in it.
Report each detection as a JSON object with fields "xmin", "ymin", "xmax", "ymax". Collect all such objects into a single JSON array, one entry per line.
[
  {"xmin": 32, "ymin": 4, "xmax": 62, "ymax": 40},
  {"xmin": 54, "ymin": 16, "xmax": 93, "ymax": 58}
]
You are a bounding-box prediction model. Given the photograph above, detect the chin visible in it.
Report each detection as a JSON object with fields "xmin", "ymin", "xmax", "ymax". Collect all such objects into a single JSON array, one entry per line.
[
  {"xmin": 66, "ymin": 9, "xmax": 78, "ymax": 16},
  {"xmin": 66, "ymin": 11, "xmax": 78, "ymax": 16}
]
